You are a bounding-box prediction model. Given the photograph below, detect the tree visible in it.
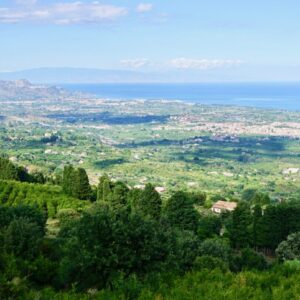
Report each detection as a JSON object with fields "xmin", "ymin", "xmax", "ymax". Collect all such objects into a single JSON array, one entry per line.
[
  {"xmin": 172, "ymin": 230, "xmax": 200, "ymax": 271},
  {"xmin": 198, "ymin": 238, "xmax": 231, "ymax": 262},
  {"xmin": 0, "ymin": 157, "xmax": 19, "ymax": 181},
  {"xmin": 59, "ymin": 204, "xmax": 172, "ymax": 291},
  {"xmin": 276, "ymin": 232, "xmax": 300, "ymax": 261},
  {"xmin": 242, "ymin": 188, "xmax": 257, "ymax": 202},
  {"xmin": 197, "ymin": 213, "xmax": 222, "ymax": 240},
  {"xmin": 127, "ymin": 188, "xmax": 143, "ymax": 211},
  {"xmin": 11, "ymin": 205, "xmax": 46, "ymax": 232},
  {"xmin": 227, "ymin": 202, "xmax": 252, "ymax": 249},
  {"xmin": 193, "ymin": 255, "xmax": 229, "ymax": 272},
  {"xmin": 62, "ymin": 165, "xmax": 76, "ymax": 197},
  {"xmin": 252, "ymin": 205, "xmax": 264, "ymax": 249},
  {"xmin": 4, "ymin": 218, "xmax": 44, "ymax": 260},
  {"xmin": 138, "ymin": 184, "xmax": 162, "ymax": 219},
  {"xmin": 107, "ymin": 181, "xmax": 129, "ymax": 208},
  {"xmin": 165, "ymin": 191, "xmax": 199, "ymax": 232},
  {"xmin": 74, "ymin": 168, "xmax": 92, "ymax": 200},
  {"xmin": 251, "ymin": 192, "xmax": 270, "ymax": 206},
  {"xmin": 97, "ymin": 174, "xmax": 113, "ymax": 202},
  {"xmin": 63, "ymin": 165, "xmax": 92, "ymax": 200},
  {"xmin": 250, "ymin": 203, "xmax": 300, "ymax": 253},
  {"xmin": 187, "ymin": 192, "xmax": 207, "ymax": 206},
  {"xmin": 239, "ymin": 248, "xmax": 268, "ymax": 271}
]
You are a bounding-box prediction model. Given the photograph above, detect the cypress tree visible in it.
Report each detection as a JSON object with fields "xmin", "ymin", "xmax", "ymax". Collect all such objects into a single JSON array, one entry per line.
[
  {"xmin": 97, "ymin": 174, "xmax": 113, "ymax": 202},
  {"xmin": 74, "ymin": 168, "xmax": 92, "ymax": 200},
  {"xmin": 165, "ymin": 191, "xmax": 199, "ymax": 232},
  {"xmin": 0, "ymin": 157, "xmax": 20, "ymax": 181},
  {"xmin": 107, "ymin": 181, "xmax": 129, "ymax": 208},
  {"xmin": 62, "ymin": 165, "xmax": 76, "ymax": 196},
  {"xmin": 139, "ymin": 183, "xmax": 162, "ymax": 219},
  {"xmin": 228, "ymin": 202, "xmax": 252, "ymax": 249},
  {"xmin": 252, "ymin": 205, "xmax": 264, "ymax": 249}
]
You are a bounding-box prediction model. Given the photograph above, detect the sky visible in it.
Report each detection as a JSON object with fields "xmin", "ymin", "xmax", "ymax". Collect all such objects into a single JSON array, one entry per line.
[{"xmin": 1, "ymin": 0, "xmax": 300, "ymax": 81}]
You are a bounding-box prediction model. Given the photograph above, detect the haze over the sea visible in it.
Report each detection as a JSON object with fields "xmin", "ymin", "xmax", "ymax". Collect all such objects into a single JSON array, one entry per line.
[{"xmin": 63, "ymin": 83, "xmax": 300, "ymax": 111}]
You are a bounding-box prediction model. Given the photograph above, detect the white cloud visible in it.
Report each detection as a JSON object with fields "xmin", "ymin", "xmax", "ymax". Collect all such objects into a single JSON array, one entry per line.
[
  {"xmin": 0, "ymin": 2, "xmax": 128, "ymax": 24},
  {"xmin": 136, "ymin": 3, "xmax": 153, "ymax": 13},
  {"xmin": 121, "ymin": 59, "xmax": 150, "ymax": 68},
  {"xmin": 170, "ymin": 58, "xmax": 243, "ymax": 70}
]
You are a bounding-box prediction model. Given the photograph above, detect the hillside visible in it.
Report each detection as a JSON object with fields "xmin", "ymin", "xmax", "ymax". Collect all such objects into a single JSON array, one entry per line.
[
  {"xmin": 0, "ymin": 159, "xmax": 300, "ymax": 299},
  {"xmin": 0, "ymin": 79, "xmax": 80, "ymax": 100}
]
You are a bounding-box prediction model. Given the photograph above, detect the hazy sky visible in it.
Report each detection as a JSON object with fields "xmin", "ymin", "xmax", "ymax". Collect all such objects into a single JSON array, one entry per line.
[{"xmin": 1, "ymin": 0, "xmax": 300, "ymax": 81}]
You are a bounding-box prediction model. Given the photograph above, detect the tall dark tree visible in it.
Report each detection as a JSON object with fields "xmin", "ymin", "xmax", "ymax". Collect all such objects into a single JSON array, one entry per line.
[
  {"xmin": 252, "ymin": 205, "xmax": 264, "ymax": 249},
  {"xmin": 198, "ymin": 213, "xmax": 222, "ymax": 240},
  {"xmin": 0, "ymin": 157, "xmax": 34, "ymax": 182},
  {"xmin": 62, "ymin": 165, "xmax": 76, "ymax": 197},
  {"xmin": 97, "ymin": 174, "xmax": 113, "ymax": 202},
  {"xmin": 164, "ymin": 191, "xmax": 199, "ymax": 232},
  {"xmin": 228, "ymin": 202, "xmax": 252, "ymax": 249},
  {"xmin": 138, "ymin": 184, "xmax": 162, "ymax": 219},
  {"xmin": 0, "ymin": 157, "xmax": 19, "ymax": 181},
  {"xmin": 74, "ymin": 168, "xmax": 92, "ymax": 200},
  {"xmin": 107, "ymin": 181, "xmax": 129, "ymax": 208}
]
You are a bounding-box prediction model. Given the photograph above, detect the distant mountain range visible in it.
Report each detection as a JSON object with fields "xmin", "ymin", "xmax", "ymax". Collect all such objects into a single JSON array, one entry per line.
[
  {"xmin": 1, "ymin": 66, "xmax": 300, "ymax": 85},
  {"xmin": 0, "ymin": 68, "xmax": 160, "ymax": 84},
  {"xmin": 0, "ymin": 79, "xmax": 79, "ymax": 100}
]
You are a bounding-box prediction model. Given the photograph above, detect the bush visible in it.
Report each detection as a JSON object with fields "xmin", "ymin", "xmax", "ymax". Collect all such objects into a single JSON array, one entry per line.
[
  {"xmin": 193, "ymin": 255, "xmax": 229, "ymax": 272},
  {"xmin": 198, "ymin": 238, "xmax": 231, "ymax": 262}
]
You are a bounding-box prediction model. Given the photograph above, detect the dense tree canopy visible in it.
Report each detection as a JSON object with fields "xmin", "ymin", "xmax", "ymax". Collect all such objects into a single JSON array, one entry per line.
[
  {"xmin": 0, "ymin": 159, "xmax": 299, "ymax": 299},
  {"xmin": 164, "ymin": 191, "xmax": 199, "ymax": 232}
]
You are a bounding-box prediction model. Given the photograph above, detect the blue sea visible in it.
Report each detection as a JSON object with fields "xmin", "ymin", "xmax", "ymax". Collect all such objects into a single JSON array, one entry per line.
[{"xmin": 62, "ymin": 83, "xmax": 300, "ymax": 111}]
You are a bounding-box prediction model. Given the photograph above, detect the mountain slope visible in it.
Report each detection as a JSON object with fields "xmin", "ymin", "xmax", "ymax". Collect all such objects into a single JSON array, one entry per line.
[
  {"xmin": 0, "ymin": 68, "xmax": 157, "ymax": 84},
  {"xmin": 0, "ymin": 79, "xmax": 78, "ymax": 100}
]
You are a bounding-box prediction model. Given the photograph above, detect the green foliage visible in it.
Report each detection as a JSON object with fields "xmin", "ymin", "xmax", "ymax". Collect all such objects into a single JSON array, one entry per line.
[
  {"xmin": 227, "ymin": 202, "xmax": 252, "ymax": 249},
  {"xmin": 187, "ymin": 191, "xmax": 207, "ymax": 206},
  {"xmin": 197, "ymin": 213, "xmax": 222, "ymax": 239},
  {"xmin": 74, "ymin": 168, "xmax": 92, "ymax": 200},
  {"xmin": 56, "ymin": 209, "xmax": 80, "ymax": 227},
  {"xmin": 19, "ymin": 266, "xmax": 300, "ymax": 299},
  {"xmin": 171, "ymin": 230, "xmax": 200, "ymax": 271},
  {"xmin": 258, "ymin": 204, "xmax": 300, "ymax": 251},
  {"xmin": 107, "ymin": 181, "xmax": 130, "ymax": 208},
  {"xmin": 62, "ymin": 165, "xmax": 75, "ymax": 196},
  {"xmin": 59, "ymin": 204, "xmax": 173, "ymax": 291},
  {"xmin": 193, "ymin": 255, "xmax": 229, "ymax": 272},
  {"xmin": 251, "ymin": 192, "xmax": 271, "ymax": 206},
  {"xmin": 276, "ymin": 231, "xmax": 300, "ymax": 261},
  {"xmin": 164, "ymin": 191, "xmax": 199, "ymax": 232},
  {"xmin": 0, "ymin": 157, "xmax": 37, "ymax": 183},
  {"xmin": 137, "ymin": 183, "xmax": 162, "ymax": 219},
  {"xmin": 239, "ymin": 248, "xmax": 268, "ymax": 271},
  {"xmin": 198, "ymin": 238, "xmax": 231, "ymax": 262},
  {"xmin": 97, "ymin": 173, "xmax": 113, "ymax": 201},
  {"xmin": 63, "ymin": 165, "xmax": 92, "ymax": 200},
  {"xmin": 29, "ymin": 255, "xmax": 58, "ymax": 285},
  {"xmin": 0, "ymin": 157, "xmax": 19, "ymax": 181},
  {"xmin": 251, "ymin": 205, "xmax": 264, "ymax": 248},
  {"xmin": 0, "ymin": 159, "xmax": 299, "ymax": 298},
  {"xmin": 0, "ymin": 180, "xmax": 88, "ymax": 217},
  {"xmin": 3, "ymin": 218, "xmax": 43, "ymax": 260}
]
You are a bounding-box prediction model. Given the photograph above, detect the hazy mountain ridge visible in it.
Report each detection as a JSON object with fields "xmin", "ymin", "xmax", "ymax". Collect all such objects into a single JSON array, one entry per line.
[
  {"xmin": 0, "ymin": 68, "xmax": 157, "ymax": 84},
  {"xmin": 0, "ymin": 79, "xmax": 80, "ymax": 100}
]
